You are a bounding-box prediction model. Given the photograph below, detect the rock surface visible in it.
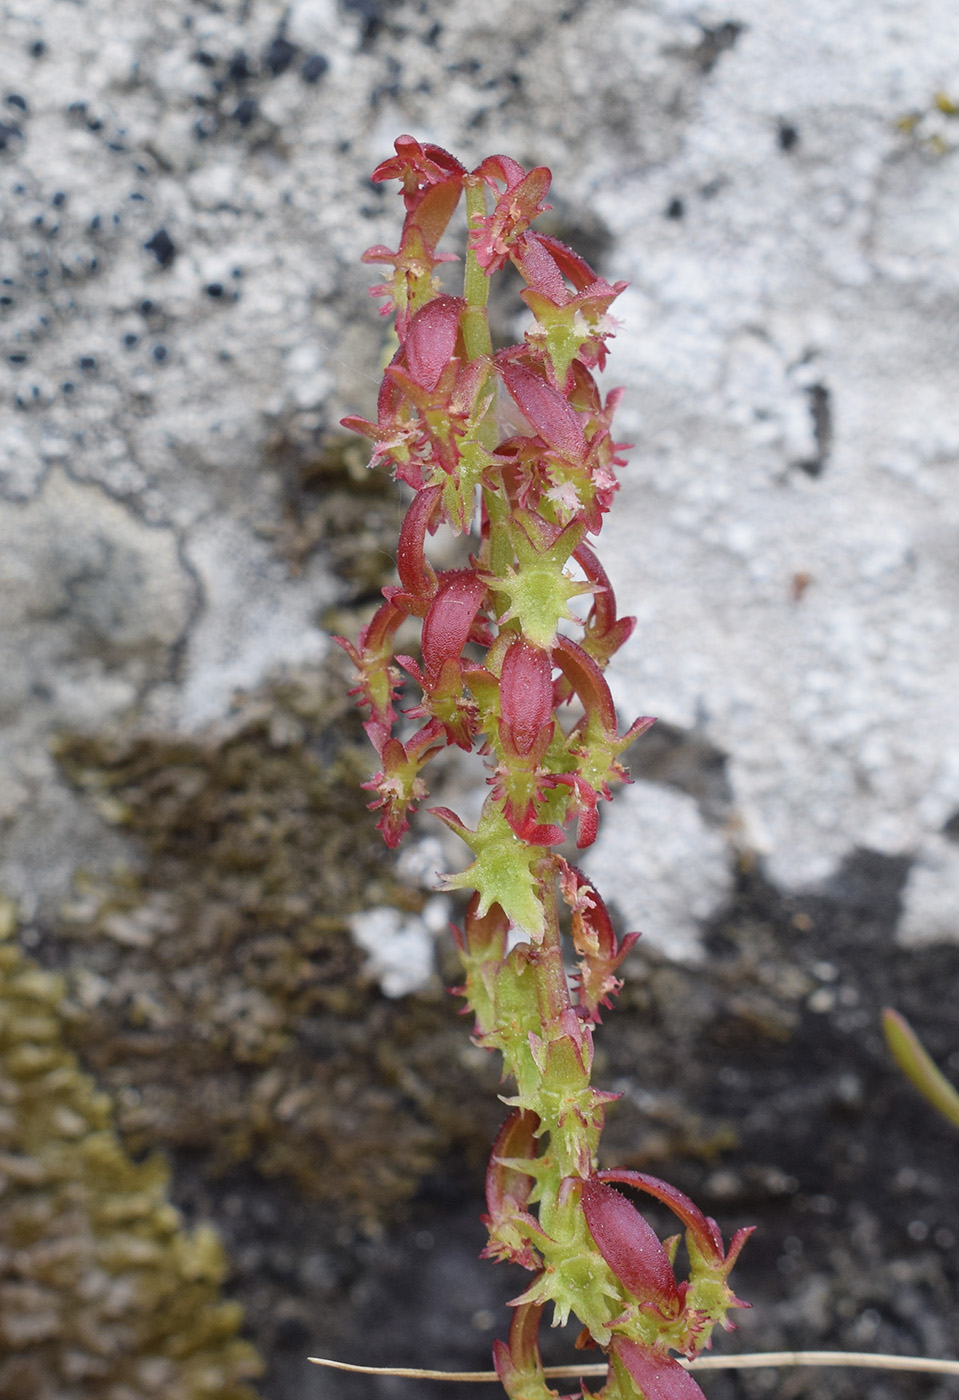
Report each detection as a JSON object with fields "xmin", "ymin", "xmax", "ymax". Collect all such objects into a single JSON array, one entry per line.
[{"xmin": 2, "ymin": 1, "xmax": 959, "ymax": 1397}]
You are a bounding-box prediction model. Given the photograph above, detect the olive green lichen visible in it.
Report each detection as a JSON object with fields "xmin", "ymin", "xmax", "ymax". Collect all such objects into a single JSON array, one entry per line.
[
  {"xmin": 51, "ymin": 665, "xmax": 501, "ymax": 1223},
  {"xmin": 0, "ymin": 898, "xmax": 262, "ymax": 1400}
]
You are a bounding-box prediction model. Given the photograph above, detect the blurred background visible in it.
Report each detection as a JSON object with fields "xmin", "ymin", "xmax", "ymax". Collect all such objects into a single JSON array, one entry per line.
[{"xmin": 1, "ymin": 1, "xmax": 959, "ymax": 1397}]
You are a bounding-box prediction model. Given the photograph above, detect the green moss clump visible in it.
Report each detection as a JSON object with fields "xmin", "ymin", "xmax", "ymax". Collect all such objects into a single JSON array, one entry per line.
[{"xmin": 0, "ymin": 899, "xmax": 262, "ymax": 1400}]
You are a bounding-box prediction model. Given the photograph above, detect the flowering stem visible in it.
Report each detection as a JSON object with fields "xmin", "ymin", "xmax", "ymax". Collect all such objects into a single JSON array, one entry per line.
[{"xmin": 338, "ymin": 136, "xmax": 751, "ymax": 1400}]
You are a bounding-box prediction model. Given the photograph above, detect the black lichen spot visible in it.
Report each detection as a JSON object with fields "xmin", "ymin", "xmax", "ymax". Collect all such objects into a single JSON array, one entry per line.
[
  {"xmin": 78, "ymin": 355, "xmax": 97, "ymax": 371},
  {"xmin": 6, "ymin": 93, "xmax": 28, "ymax": 112},
  {"xmin": 342, "ymin": 0, "xmax": 384, "ymax": 43},
  {"xmin": 692, "ymin": 20, "xmax": 745, "ymax": 74},
  {"xmin": 62, "ymin": 380, "xmax": 75, "ymax": 393},
  {"xmin": 30, "ymin": 39, "xmax": 47, "ymax": 58},
  {"xmin": 8, "ymin": 352, "xmax": 27, "ymax": 364},
  {"xmin": 943, "ymin": 810, "xmax": 959, "ymax": 844},
  {"xmin": 0, "ymin": 121, "xmax": 24, "ymax": 151},
  {"xmin": 233, "ymin": 97, "xmax": 258, "ymax": 127},
  {"xmin": 665, "ymin": 196, "xmax": 685, "ymax": 220},
  {"xmin": 264, "ymin": 36, "xmax": 298, "ymax": 76},
  {"xmin": 152, "ymin": 343, "xmax": 168, "ymax": 362},
  {"xmin": 777, "ymin": 120, "xmax": 800, "ymax": 152},
  {"xmin": 144, "ymin": 227, "xmax": 177, "ymax": 268},
  {"xmin": 194, "ymin": 49, "xmax": 217, "ymax": 68},
  {"xmin": 205, "ymin": 282, "xmax": 224, "ymax": 298},
  {"xmin": 227, "ymin": 50, "xmax": 253, "ymax": 84},
  {"xmin": 51, "ymin": 189, "xmax": 66, "ymax": 206},
  {"xmin": 123, "ymin": 332, "xmax": 139, "ymax": 347},
  {"xmin": 300, "ymin": 53, "xmax": 329, "ymax": 84},
  {"xmin": 797, "ymin": 383, "xmax": 833, "ymax": 478}
]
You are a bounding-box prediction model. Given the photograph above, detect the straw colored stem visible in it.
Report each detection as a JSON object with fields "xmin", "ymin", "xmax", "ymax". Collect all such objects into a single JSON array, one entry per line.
[{"xmin": 308, "ymin": 1351, "xmax": 959, "ymax": 1381}]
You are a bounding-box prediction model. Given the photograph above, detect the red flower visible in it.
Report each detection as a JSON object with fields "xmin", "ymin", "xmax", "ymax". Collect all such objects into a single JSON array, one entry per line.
[
  {"xmin": 552, "ymin": 636, "xmax": 654, "ymax": 848},
  {"xmin": 560, "ymin": 862, "xmax": 640, "ymax": 1022},
  {"xmin": 468, "ymin": 157, "xmax": 552, "ymax": 275},
  {"xmin": 372, "ymin": 133, "xmax": 466, "ymax": 213},
  {"xmin": 361, "ymin": 180, "xmax": 462, "ymax": 336},
  {"xmin": 481, "ymin": 1108, "xmax": 548, "ymax": 1270},
  {"xmin": 332, "ymin": 599, "xmax": 405, "ymax": 731},
  {"xmin": 361, "ymin": 718, "xmax": 445, "ymax": 847}
]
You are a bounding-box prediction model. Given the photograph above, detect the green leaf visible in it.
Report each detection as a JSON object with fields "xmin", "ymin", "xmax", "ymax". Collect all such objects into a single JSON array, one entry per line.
[{"xmin": 883, "ymin": 1007, "xmax": 959, "ymax": 1128}]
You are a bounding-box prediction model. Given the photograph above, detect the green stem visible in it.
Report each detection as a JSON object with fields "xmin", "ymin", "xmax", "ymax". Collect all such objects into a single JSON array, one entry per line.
[{"xmin": 462, "ymin": 179, "xmax": 494, "ymax": 363}]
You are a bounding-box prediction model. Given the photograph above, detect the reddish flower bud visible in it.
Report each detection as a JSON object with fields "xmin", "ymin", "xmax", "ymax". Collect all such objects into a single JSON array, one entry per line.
[
  {"xmin": 596, "ymin": 1169, "xmax": 755, "ymax": 1280},
  {"xmin": 404, "ymin": 295, "xmax": 465, "ymax": 391},
  {"xmin": 385, "ymin": 484, "xmax": 442, "ymax": 616},
  {"xmin": 420, "ymin": 571, "xmax": 487, "ymax": 682},
  {"xmin": 611, "ymin": 1337, "xmax": 707, "ymax": 1400},
  {"xmin": 502, "ymin": 361, "xmax": 588, "ymax": 464},
  {"xmin": 580, "ymin": 1177, "xmax": 680, "ymax": 1314},
  {"xmin": 552, "ymin": 635, "xmax": 618, "ymax": 734},
  {"xmin": 493, "ymin": 1302, "xmax": 554, "ymax": 1400},
  {"xmin": 484, "ymin": 1108, "xmax": 538, "ymax": 1221},
  {"xmin": 499, "ymin": 638, "xmax": 553, "ymax": 757}
]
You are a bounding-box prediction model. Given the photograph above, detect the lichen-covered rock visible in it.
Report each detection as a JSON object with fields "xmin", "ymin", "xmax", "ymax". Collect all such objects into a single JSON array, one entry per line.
[{"xmin": 0, "ymin": 898, "xmax": 262, "ymax": 1399}]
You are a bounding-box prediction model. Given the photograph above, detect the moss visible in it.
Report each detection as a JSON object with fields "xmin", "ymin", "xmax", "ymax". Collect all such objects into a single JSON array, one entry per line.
[
  {"xmin": 50, "ymin": 663, "xmax": 501, "ymax": 1225},
  {"xmin": 0, "ymin": 898, "xmax": 263, "ymax": 1399},
  {"xmin": 264, "ymin": 428, "xmax": 407, "ymax": 595}
]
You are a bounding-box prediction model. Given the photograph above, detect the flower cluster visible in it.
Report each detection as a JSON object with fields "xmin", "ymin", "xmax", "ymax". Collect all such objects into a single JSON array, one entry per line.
[{"xmin": 339, "ymin": 137, "xmax": 750, "ymax": 1400}]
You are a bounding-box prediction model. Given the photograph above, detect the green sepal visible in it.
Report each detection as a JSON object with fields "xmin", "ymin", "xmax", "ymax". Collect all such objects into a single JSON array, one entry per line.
[
  {"xmin": 435, "ymin": 432, "xmax": 497, "ymax": 532},
  {"xmin": 510, "ymin": 1200, "xmax": 621, "ymax": 1337},
  {"xmin": 494, "ymin": 515, "xmax": 592, "ymax": 650},
  {"xmin": 434, "ymin": 798, "xmax": 550, "ymax": 938}
]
